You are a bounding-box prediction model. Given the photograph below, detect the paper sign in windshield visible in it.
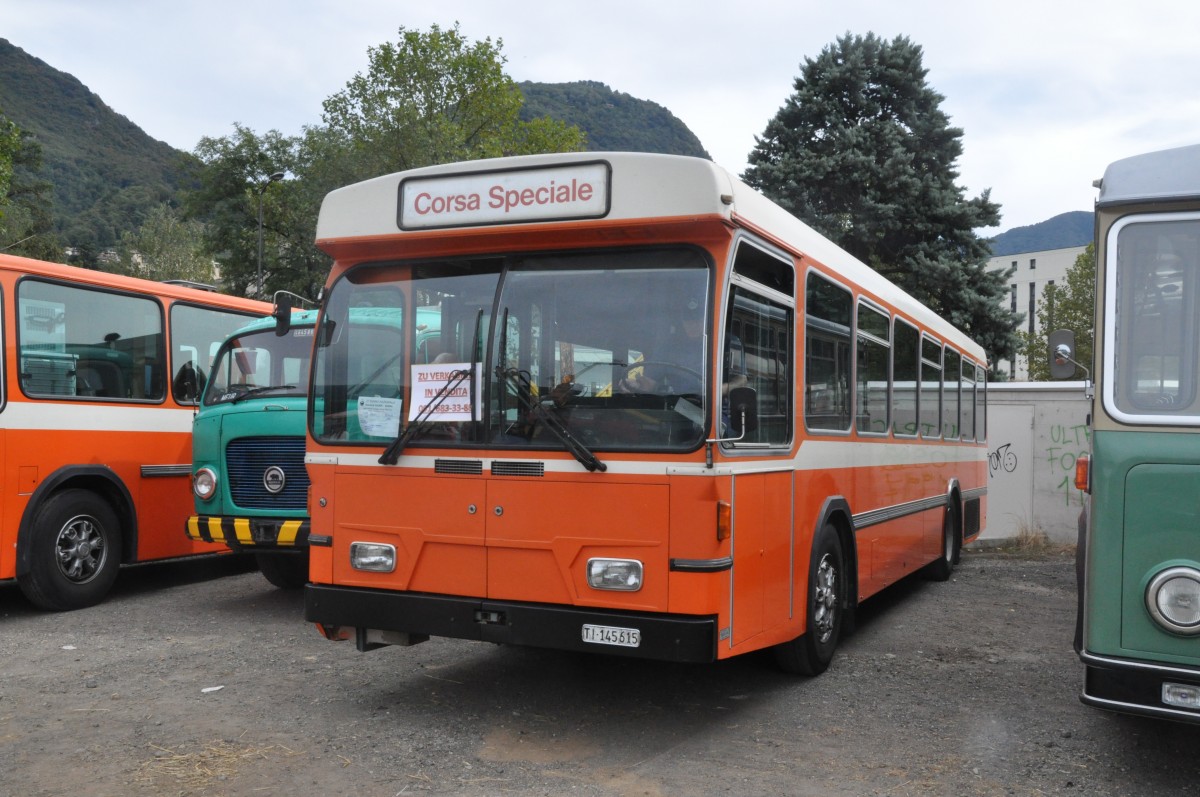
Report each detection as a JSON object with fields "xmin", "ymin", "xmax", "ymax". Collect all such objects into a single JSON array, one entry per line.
[
  {"xmin": 410, "ymin": 363, "xmax": 482, "ymax": 422},
  {"xmin": 358, "ymin": 396, "xmax": 403, "ymax": 437}
]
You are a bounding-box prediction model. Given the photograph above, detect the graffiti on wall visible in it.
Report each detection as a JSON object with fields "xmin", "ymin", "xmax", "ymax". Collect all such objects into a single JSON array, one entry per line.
[
  {"xmin": 986, "ymin": 392, "xmax": 1092, "ymax": 541},
  {"xmin": 991, "ymin": 423, "xmax": 1090, "ymax": 507},
  {"xmin": 988, "ymin": 443, "xmax": 1018, "ymax": 474},
  {"xmin": 1045, "ymin": 423, "xmax": 1090, "ymax": 507}
]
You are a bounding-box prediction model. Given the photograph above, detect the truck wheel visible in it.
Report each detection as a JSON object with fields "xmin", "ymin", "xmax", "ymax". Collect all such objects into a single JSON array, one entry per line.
[
  {"xmin": 18, "ymin": 489, "xmax": 121, "ymax": 611},
  {"xmin": 256, "ymin": 552, "xmax": 308, "ymax": 589}
]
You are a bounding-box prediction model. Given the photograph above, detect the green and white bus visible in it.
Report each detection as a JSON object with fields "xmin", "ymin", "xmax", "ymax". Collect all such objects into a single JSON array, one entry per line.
[{"xmin": 1061, "ymin": 142, "xmax": 1200, "ymax": 722}]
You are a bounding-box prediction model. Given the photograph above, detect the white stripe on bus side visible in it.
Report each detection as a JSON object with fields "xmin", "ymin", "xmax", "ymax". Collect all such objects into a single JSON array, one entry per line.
[
  {"xmin": 0, "ymin": 401, "xmax": 194, "ymax": 433},
  {"xmin": 306, "ymin": 438, "xmax": 986, "ymax": 477}
]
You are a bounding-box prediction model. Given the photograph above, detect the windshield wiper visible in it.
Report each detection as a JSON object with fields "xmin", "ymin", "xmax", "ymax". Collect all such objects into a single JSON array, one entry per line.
[
  {"xmin": 379, "ymin": 308, "xmax": 484, "ymax": 466},
  {"xmin": 378, "ymin": 367, "xmax": 472, "ymax": 465},
  {"xmin": 230, "ymin": 384, "xmax": 296, "ymax": 403},
  {"xmin": 497, "ymin": 366, "xmax": 606, "ymax": 473}
]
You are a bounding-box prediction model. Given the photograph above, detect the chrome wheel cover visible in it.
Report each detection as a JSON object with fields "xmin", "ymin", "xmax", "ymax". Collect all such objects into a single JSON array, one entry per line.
[
  {"xmin": 812, "ymin": 552, "xmax": 838, "ymax": 643},
  {"xmin": 55, "ymin": 514, "xmax": 107, "ymax": 584}
]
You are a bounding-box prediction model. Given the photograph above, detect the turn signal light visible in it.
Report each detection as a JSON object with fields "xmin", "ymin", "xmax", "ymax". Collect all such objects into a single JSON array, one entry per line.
[
  {"xmin": 717, "ymin": 500, "xmax": 731, "ymax": 541},
  {"xmin": 1075, "ymin": 454, "xmax": 1091, "ymax": 493}
]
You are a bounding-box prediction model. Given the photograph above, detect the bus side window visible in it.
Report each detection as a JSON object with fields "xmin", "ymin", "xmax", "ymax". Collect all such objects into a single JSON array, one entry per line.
[
  {"xmin": 805, "ymin": 272, "xmax": 852, "ymax": 432},
  {"xmin": 855, "ymin": 302, "xmax": 890, "ymax": 435},
  {"xmin": 17, "ymin": 280, "xmax": 165, "ymax": 402},
  {"xmin": 725, "ymin": 286, "xmax": 793, "ymax": 445},
  {"xmin": 892, "ymin": 320, "xmax": 919, "ymax": 436}
]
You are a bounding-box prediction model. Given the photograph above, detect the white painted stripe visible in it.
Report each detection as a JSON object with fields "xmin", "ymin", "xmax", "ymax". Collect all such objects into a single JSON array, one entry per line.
[
  {"xmin": 0, "ymin": 401, "xmax": 194, "ymax": 433},
  {"xmin": 306, "ymin": 438, "xmax": 985, "ymax": 476}
]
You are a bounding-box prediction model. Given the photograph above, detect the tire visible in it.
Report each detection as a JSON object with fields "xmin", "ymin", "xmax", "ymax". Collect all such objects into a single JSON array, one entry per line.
[
  {"xmin": 18, "ymin": 489, "xmax": 121, "ymax": 611},
  {"xmin": 256, "ymin": 551, "xmax": 309, "ymax": 589},
  {"xmin": 775, "ymin": 522, "xmax": 844, "ymax": 675},
  {"xmin": 923, "ymin": 503, "xmax": 960, "ymax": 582}
]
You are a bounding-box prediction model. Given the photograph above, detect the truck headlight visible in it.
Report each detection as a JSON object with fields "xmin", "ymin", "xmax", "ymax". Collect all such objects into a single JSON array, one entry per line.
[
  {"xmin": 350, "ymin": 542, "xmax": 396, "ymax": 573},
  {"xmin": 587, "ymin": 558, "xmax": 643, "ymax": 591},
  {"xmin": 1146, "ymin": 567, "xmax": 1200, "ymax": 634},
  {"xmin": 192, "ymin": 467, "xmax": 218, "ymax": 501}
]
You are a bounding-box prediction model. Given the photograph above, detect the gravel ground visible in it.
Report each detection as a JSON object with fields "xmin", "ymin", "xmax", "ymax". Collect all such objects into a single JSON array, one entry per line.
[{"xmin": 3, "ymin": 548, "xmax": 1200, "ymax": 796}]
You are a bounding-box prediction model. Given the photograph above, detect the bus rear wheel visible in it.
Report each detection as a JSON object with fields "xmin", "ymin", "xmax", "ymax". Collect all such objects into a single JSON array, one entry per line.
[
  {"xmin": 775, "ymin": 522, "xmax": 844, "ymax": 675},
  {"xmin": 256, "ymin": 552, "xmax": 309, "ymax": 589},
  {"xmin": 923, "ymin": 503, "xmax": 960, "ymax": 582},
  {"xmin": 18, "ymin": 489, "xmax": 121, "ymax": 611}
]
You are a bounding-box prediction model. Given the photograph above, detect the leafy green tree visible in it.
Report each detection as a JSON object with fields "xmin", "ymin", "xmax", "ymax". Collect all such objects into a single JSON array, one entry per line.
[
  {"xmin": 0, "ymin": 112, "xmax": 19, "ymax": 208},
  {"xmin": 743, "ymin": 33, "xmax": 1018, "ymax": 364},
  {"xmin": 321, "ymin": 23, "xmax": 585, "ymax": 179},
  {"xmin": 187, "ymin": 125, "xmax": 315, "ymax": 298},
  {"xmin": 0, "ymin": 115, "xmax": 59, "ymax": 261},
  {"xmin": 110, "ymin": 203, "xmax": 215, "ymax": 283},
  {"xmin": 188, "ymin": 25, "xmax": 586, "ymax": 301},
  {"xmin": 1017, "ymin": 244, "xmax": 1095, "ymax": 381}
]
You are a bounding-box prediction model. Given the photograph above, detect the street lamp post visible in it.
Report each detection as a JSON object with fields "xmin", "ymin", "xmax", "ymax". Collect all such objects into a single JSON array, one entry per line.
[{"xmin": 256, "ymin": 171, "xmax": 285, "ymax": 299}]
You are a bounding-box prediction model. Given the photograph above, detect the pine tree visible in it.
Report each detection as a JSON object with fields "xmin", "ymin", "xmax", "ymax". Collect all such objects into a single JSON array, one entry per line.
[{"xmin": 744, "ymin": 33, "xmax": 1018, "ymax": 365}]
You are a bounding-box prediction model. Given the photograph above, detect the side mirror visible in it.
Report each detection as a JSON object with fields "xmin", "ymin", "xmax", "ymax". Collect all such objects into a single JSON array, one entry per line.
[
  {"xmin": 1048, "ymin": 329, "xmax": 1078, "ymax": 379},
  {"xmin": 728, "ymin": 385, "xmax": 759, "ymax": 436},
  {"xmin": 272, "ymin": 292, "xmax": 293, "ymax": 336}
]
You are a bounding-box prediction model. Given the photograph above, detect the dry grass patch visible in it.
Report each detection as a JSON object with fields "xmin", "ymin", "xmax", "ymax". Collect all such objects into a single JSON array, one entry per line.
[{"xmin": 135, "ymin": 739, "xmax": 302, "ymax": 791}]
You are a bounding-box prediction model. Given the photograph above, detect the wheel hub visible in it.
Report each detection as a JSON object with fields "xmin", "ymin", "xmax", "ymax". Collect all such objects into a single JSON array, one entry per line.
[{"xmin": 56, "ymin": 517, "xmax": 105, "ymax": 583}]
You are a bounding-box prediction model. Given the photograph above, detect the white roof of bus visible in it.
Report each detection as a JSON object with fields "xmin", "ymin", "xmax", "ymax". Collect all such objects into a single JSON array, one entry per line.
[
  {"xmin": 316, "ymin": 152, "xmax": 985, "ymax": 362},
  {"xmin": 1097, "ymin": 142, "xmax": 1200, "ymax": 207}
]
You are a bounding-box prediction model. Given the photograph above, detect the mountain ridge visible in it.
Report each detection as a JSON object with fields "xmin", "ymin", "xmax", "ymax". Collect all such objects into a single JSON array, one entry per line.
[
  {"xmin": 3, "ymin": 37, "xmax": 1091, "ymax": 259},
  {"xmin": 989, "ymin": 210, "xmax": 1093, "ymax": 256}
]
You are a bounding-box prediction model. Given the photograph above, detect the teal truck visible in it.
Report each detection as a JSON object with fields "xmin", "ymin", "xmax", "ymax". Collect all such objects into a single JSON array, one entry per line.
[{"xmin": 186, "ymin": 303, "xmax": 432, "ymax": 587}]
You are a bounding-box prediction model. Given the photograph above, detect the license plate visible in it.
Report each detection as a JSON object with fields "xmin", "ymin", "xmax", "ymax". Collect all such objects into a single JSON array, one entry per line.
[{"xmin": 581, "ymin": 624, "xmax": 641, "ymax": 648}]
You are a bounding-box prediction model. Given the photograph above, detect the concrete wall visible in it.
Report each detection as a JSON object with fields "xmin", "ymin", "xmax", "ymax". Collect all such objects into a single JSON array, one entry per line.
[{"xmin": 982, "ymin": 381, "xmax": 1091, "ymax": 543}]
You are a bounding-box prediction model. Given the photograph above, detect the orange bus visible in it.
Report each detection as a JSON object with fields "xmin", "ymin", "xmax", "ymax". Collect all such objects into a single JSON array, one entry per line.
[
  {"xmin": 303, "ymin": 153, "xmax": 988, "ymax": 673},
  {"xmin": 0, "ymin": 253, "xmax": 270, "ymax": 610}
]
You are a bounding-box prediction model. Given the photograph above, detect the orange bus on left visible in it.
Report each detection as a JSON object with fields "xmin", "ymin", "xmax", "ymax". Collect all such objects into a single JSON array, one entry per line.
[{"xmin": 0, "ymin": 253, "xmax": 271, "ymax": 610}]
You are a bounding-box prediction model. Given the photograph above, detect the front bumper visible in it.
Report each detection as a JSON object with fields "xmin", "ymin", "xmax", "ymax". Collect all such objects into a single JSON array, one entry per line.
[
  {"xmin": 186, "ymin": 515, "xmax": 310, "ymax": 550},
  {"xmin": 304, "ymin": 583, "xmax": 718, "ymax": 663},
  {"xmin": 1082, "ymin": 650, "xmax": 1200, "ymax": 724}
]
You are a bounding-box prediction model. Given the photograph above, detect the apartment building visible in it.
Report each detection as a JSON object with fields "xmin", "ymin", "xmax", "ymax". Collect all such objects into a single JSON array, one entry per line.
[{"xmin": 990, "ymin": 245, "xmax": 1087, "ymax": 380}]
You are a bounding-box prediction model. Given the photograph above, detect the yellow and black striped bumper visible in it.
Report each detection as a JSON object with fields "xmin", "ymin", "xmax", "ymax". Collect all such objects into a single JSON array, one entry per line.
[{"xmin": 186, "ymin": 516, "xmax": 310, "ymax": 549}]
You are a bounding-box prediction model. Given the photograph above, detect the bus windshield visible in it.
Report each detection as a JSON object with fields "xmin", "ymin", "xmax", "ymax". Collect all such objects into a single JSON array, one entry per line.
[
  {"xmin": 312, "ymin": 247, "xmax": 711, "ymax": 452},
  {"xmin": 204, "ymin": 325, "xmax": 315, "ymax": 405},
  {"xmin": 1109, "ymin": 214, "xmax": 1200, "ymax": 419}
]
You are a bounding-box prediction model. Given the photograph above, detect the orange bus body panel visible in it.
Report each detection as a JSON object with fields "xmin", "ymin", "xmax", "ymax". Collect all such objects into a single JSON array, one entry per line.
[{"xmin": 0, "ymin": 252, "xmax": 270, "ymax": 607}]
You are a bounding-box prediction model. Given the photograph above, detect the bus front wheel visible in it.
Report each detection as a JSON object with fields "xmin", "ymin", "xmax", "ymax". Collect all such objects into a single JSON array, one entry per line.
[
  {"xmin": 18, "ymin": 489, "xmax": 121, "ymax": 611},
  {"xmin": 774, "ymin": 522, "xmax": 844, "ymax": 675}
]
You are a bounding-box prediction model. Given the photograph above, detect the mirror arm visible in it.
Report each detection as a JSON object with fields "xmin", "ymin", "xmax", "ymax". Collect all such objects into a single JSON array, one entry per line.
[{"xmin": 1054, "ymin": 346, "xmax": 1094, "ymax": 399}]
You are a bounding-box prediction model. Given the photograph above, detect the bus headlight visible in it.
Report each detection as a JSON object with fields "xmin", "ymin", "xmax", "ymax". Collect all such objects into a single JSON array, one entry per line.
[
  {"xmin": 350, "ymin": 542, "xmax": 396, "ymax": 573},
  {"xmin": 587, "ymin": 558, "xmax": 643, "ymax": 591},
  {"xmin": 192, "ymin": 467, "xmax": 218, "ymax": 501},
  {"xmin": 1146, "ymin": 567, "xmax": 1200, "ymax": 634}
]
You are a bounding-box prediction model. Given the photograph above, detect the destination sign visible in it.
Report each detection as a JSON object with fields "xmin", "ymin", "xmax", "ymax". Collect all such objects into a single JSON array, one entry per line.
[{"xmin": 398, "ymin": 162, "xmax": 610, "ymax": 230}]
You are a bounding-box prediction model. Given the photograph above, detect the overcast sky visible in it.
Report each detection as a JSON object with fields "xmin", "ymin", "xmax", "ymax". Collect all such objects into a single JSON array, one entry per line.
[{"xmin": 5, "ymin": 0, "xmax": 1199, "ymax": 233}]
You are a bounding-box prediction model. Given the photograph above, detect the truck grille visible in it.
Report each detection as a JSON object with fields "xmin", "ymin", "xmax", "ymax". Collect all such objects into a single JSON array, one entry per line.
[{"xmin": 226, "ymin": 436, "xmax": 309, "ymax": 510}]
